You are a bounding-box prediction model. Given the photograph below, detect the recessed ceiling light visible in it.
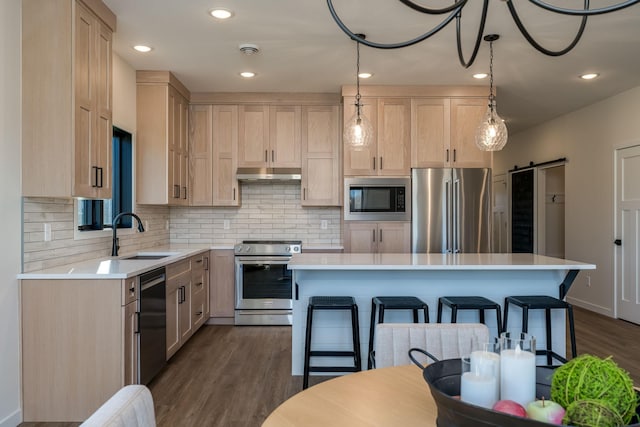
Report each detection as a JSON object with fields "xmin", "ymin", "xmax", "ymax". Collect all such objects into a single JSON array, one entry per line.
[
  {"xmin": 580, "ymin": 73, "xmax": 599, "ymax": 80},
  {"xmin": 240, "ymin": 71, "xmax": 256, "ymax": 78},
  {"xmin": 209, "ymin": 8, "xmax": 233, "ymax": 20},
  {"xmin": 358, "ymin": 72, "xmax": 373, "ymax": 79},
  {"xmin": 473, "ymin": 73, "xmax": 488, "ymax": 79},
  {"xmin": 133, "ymin": 45, "xmax": 152, "ymax": 53}
]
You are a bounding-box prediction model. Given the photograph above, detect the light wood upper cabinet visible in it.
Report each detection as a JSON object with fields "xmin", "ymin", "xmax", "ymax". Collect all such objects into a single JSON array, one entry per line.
[
  {"xmin": 377, "ymin": 98, "xmax": 411, "ymax": 175},
  {"xmin": 344, "ymin": 98, "xmax": 410, "ymax": 176},
  {"xmin": 22, "ymin": 0, "xmax": 115, "ymax": 198},
  {"xmin": 136, "ymin": 71, "xmax": 190, "ymax": 205},
  {"xmin": 301, "ymin": 105, "xmax": 342, "ymax": 206},
  {"xmin": 344, "ymin": 221, "xmax": 411, "ymax": 253},
  {"xmin": 212, "ymin": 105, "xmax": 240, "ymax": 206},
  {"xmin": 412, "ymin": 97, "xmax": 491, "ymax": 168},
  {"xmin": 450, "ymin": 98, "xmax": 492, "ymax": 168},
  {"xmin": 189, "ymin": 105, "xmax": 240, "ymax": 207},
  {"xmin": 190, "ymin": 105, "xmax": 213, "ymax": 206},
  {"xmin": 343, "ymin": 99, "xmax": 378, "ymax": 176},
  {"xmin": 411, "ymin": 98, "xmax": 450, "ymax": 168},
  {"xmin": 238, "ymin": 105, "xmax": 302, "ymax": 168}
]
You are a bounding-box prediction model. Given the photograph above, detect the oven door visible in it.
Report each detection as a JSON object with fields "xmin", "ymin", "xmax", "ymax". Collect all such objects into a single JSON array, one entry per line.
[{"xmin": 235, "ymin": 257, "xmax": 293, "ymax": 310}]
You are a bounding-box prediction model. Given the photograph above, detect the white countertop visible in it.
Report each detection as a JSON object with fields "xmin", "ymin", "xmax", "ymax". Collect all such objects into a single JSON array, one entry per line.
[
  {"xmin": 18, "ymin": 247, "xmax": 211, "ymax": 280},
  {"xmin": 288, "ymin": 253, "xmax": 596, "ymax": 270}
]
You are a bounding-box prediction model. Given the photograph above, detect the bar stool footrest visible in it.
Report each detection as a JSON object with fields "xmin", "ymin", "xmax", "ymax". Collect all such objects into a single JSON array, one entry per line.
[
  {"xmin": 310, "ymin": 351, "xmax": 357, "ymax": 357},
  {"xmin": 536, "ymin": 349, "xmax": 568, "ymax": 364},
  {"xmin": 308, "ymin": 366, "xmax": 359, "ymax": 373}
]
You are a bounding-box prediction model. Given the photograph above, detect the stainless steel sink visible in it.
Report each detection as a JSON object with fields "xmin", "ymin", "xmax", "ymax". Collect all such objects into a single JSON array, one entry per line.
[{"xmin": 121, "ymin": 255, "xmax": 170, "ymax": 260}]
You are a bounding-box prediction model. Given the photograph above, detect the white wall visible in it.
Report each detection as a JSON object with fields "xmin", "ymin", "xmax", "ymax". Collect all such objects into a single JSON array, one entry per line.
[
  {"xmin": 0, "ymin": 0, "xmax": 23, "ymax": 425},
  {"xmin": 494, "ymin": 85, "xmax": 640, "ymax": 316}
]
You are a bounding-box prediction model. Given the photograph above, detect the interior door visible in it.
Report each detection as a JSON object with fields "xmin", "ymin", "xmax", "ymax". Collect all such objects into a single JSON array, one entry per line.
[{"xmin": 615, "ymin": 145, "xmax": 640, "ymax": 324}]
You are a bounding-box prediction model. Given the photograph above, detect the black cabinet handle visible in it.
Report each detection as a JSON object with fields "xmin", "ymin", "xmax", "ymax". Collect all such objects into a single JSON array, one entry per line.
[
  {"xmin": 614, "ymin": 239, "xmax": 622, "ymax": 246},
  {"xmin": 173, "ymin": 185, "xmax": 180, "ymax": 199},
  {"xmin": 265, "ymin": 150, "xmax": 268, "ymax": 162},
  {"xmin": 295, "ymin": 283, "xmax": 299, "ymax": 301},
  {"xmin": 446, "ymin": 149, "xmax": 449, "ymax": 163},
  {"xmin": 233, "ymin": 188, "xmax": 236, "ymax": 201},
  {"xmin": 182, "ymin": 186, "xmax": 187, "ymax": 200},
  {"xmin": 453, "ymin": 149, "xmax": 457, "ymax": 162},
  {"xmin": 98, "ymin": 167, "xmax": 103, "ymax": 188},
  {"xmin": 372, "ymin": 229, "xmax": 376, "ymax": 242},
  {"xmin": 380, "ymin": 157, "xmax": 383, "ymax": 170},
  {"xmin": 204, "ymin": 257, "xmax": 209, "ymax": 271},
  {"xmin": 379, "ymin": 229, "xmax": 383, "ymax": 242},
  {"xmin": 372, "ymin": 157, "xmax": 376, "ymax": 170},
  {"xmin": 92, "ymin": 166, "xmax": 99, "ymax": 188},
  {"xmin": 271, "ymin": 150, "xmax": 275, "ymax": 162},
  {"xmin": 303, "ymin": 188, "xmax": 306, "ymax": 200}
]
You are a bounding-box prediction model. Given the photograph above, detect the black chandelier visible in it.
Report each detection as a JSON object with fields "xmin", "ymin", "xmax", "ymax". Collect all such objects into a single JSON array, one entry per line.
[{"xmin": 327, "ymin": 0, "xmax": 640, "ymax": 68}]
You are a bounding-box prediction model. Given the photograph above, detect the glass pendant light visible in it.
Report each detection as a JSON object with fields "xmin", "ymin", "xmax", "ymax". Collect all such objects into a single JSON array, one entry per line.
[
  {"xmin": 475, "ymin": 34, "xmax": 508, "ymax": 151},
  {"xmin": 344, "ymin": 35, "xmax": 373, "ymax": 151}
]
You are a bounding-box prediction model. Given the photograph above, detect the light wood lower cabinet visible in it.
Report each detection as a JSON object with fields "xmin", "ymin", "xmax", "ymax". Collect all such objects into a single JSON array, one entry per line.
[
  {"xmin": 209, "ymin": 249, "xmax": 236, "ymax": 324},
  {"xmin": 166, "ymin": 253, "xmax": 210, "ymax": 359},
  {"xmin": 21, "ymin": 277, "xmax": 138, "ymax": 422},
  {"xmin": 344, "ymin": 222, "xmax": 411, "ymax": 253}
]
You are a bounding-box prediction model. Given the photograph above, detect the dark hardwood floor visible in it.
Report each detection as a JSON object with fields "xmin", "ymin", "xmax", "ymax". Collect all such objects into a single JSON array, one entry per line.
[{"xmin": 20, "ymin": 306, "xmax": 640, "ymax": 427}]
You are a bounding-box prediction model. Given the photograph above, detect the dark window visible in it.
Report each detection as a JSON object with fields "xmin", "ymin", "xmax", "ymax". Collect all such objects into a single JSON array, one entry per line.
[{"xmin": 78, "ymin": 127, "xmax": 133, "ymax": 231}]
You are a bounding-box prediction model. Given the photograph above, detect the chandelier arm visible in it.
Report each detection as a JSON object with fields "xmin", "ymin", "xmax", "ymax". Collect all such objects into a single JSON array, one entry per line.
[
  {"xmin": 327, "ymin": 0, "xmax": 462, "ymax": 50},
  {"xmin": 455, "ymin": 0, "xmax": 489, "ymax": 68},
  {"xmin": 506, "ymin": 0, "xmax": 588, "ymax": 57},
  {"xmin": 527, "ymin": 0, "xmax": 640, "ymax": 16},
  {"xmin": 397, "ymin": 0, "xmax": 468, "ymax": 15}
]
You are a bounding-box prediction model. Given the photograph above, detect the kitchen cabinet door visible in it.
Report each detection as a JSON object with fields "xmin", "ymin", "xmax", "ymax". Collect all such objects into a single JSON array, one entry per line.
[
  {"xmin": 411, "ymin": 98, "xmax": 450, "ymax": 168},
  {"xmin": 238, "ymin": 105, "xmax": 270, "ymax": 167},
  {"xmin": 450, "ymin": 98, "xmax": 492, "ymax": 168},
  {"xmin": 190, "ymin": 105, "xmax": 213, "ymax": 206},
  {"xmin": 377, "ymin": 98, "xmax": 411, "ymax": 176},
  {"xmin": 123, "ymin": 300, "xmax": 138, "ymax": 385},
  {"xmin": 343, "ymin": 98, "xmax": 378, "ymax": 176},
  {"xmin": 210, "ymin": 250, "xmax": 236, "ymax": 322},
  {"xmin": 301, "ymin": 105, "xmax": 341, "ymax": 206},
  {"xmin": 344, "ymin": 222, "xmax": 378, "ymax": 253},
  {"xmin": 377, "ymin": 222, "xmax": 411, "ymax": 253},
  {"xmin": 212, "ymin": 105, "xmax": 240, "ymax": 206},
  {"xmin": 269, "ymin": 105, "xmax": 301, "ymax": 167},
  {"xmin": 179, "ymin": 280, "xmax": 193, "ymax": 343}
]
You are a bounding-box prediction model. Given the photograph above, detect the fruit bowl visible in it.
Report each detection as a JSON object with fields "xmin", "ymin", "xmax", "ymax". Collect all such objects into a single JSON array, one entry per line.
[{"xmin": 421, "ymin": 359, "xmax": 640, "ymax": 427}]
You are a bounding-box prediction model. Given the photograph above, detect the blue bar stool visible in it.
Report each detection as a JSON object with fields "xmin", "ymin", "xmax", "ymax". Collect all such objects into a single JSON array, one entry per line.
[
  {"xmin": 437, "ymin": 296, "xmax": 503, "ymax": 334},
  {"xmin": 303, "ymin": 296, "xmax": 361, "ymax": 389},
  {"xmin": 368, "ymin": 296, "xmax": 429, "ymax": 369},
  {"xmin": 503, "ymin": 295, "xmax": 577, "ymax": 365}
]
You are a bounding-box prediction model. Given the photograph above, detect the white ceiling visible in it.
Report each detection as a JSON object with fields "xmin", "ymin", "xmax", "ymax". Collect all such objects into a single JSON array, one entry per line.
[{"xmin": 103, "ymin": 0, "xmax": 640, "ymax": 134}]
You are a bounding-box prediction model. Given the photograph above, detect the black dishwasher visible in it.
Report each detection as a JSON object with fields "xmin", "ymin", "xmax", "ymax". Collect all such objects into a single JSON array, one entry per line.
[{"xmin": 139, "ymin": 267, "xmax": 167, "ymax": 385}]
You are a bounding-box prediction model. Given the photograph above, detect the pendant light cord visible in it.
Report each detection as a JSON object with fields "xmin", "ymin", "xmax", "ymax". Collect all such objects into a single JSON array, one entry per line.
[
  {"xmin": 489, "ymin": 38, "xmax": 495, "ymax": 114},
  {"xmin": 355, "ymin": 39, "xmax": 362, "ymax": 118}
]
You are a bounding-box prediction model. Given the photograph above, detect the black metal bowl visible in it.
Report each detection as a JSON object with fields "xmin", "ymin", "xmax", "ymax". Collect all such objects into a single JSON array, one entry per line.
[{"xmin": 421, "ymin": 358, "xmax": 640, "ymax": 427}]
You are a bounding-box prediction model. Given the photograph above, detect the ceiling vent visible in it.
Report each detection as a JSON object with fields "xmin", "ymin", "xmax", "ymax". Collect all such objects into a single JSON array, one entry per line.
[{"xmin": 239, "ymin": 44, "xmax": 260, "ymax": 55}]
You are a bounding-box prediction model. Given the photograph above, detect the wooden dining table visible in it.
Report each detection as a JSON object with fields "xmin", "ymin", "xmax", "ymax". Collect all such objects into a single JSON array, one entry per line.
[{"xmin": 262, "ymin": 365, "xmax": 438, "ymax": 427}]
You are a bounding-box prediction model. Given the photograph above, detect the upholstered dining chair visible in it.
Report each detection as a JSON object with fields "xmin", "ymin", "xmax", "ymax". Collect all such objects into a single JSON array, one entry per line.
[
  {"xmin": 373, "ymin": 323, "xmax": 490, "ymax": 369},
  {"xmin": 80, "ymin": 385, "xmax": 156, "ymax": 427}
]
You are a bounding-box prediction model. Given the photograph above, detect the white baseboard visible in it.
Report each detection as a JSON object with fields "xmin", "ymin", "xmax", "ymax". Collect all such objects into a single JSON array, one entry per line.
[
  {"xmin": 566, "ymin": 296, "xmax": 614, "ymax": 318},
  {"xmin": 0, "ymin": 408, "xmax": 21, "ymax": 427}
]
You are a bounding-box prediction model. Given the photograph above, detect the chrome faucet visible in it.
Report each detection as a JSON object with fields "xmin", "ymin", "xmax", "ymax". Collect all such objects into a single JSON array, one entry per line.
[{"xmin": 111, "ymin": 212, "xmax": 145, "ymax": 256}]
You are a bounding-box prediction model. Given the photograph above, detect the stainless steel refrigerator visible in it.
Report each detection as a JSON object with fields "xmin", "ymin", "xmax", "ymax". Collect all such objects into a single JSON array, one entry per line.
[{"xmin": 411, "ymin": 168, "xmax": 491, "ymax": 253}]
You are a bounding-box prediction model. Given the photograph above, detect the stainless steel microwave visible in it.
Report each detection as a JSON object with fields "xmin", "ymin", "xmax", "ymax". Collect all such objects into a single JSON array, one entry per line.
[{"xmin": 344, "ymin": 177, "xmax": 411, "ymax": 221}]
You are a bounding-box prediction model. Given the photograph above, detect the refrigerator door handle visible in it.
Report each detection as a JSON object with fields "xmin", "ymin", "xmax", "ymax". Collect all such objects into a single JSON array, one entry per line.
[
  {"xmin": 453, "ymin": 178, "xmax": 461, "ymax": 253},
  {"xmin": 445, "ymin": 180, "xmax": 452, "ymax": 253}
]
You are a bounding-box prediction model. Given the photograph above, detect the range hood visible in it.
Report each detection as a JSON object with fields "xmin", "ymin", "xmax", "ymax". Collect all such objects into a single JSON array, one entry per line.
[{"xmin": 236, "ymin": 167, "xmax": 302, "ymax": 181}]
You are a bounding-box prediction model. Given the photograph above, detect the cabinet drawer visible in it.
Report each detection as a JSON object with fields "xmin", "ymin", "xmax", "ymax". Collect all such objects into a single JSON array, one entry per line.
[
  {"xmin": 166, "ymin": 258, "xmax": 191, "ymax": 279},
  {"xmin": 122, "ymin": 277, "xmax": 138, "ymax": 305},
  {"xmin": 191, "ymin": 253, "xmax": 206, "ymax": 276},
  {"xmin": 167, "ymin": 269, "xmax": 190, "ymax": 295},
  {"xmin": 191, "ymin": 289, "xmax": 206, "ymax": 329}
]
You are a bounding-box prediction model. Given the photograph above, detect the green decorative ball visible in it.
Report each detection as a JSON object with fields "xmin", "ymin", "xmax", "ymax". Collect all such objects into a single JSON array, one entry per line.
[
  {"xmin": 550, "ymin": 354, "xmax": 638, "ymax": 424},
  {"xmin": 563, "ymin": 399, "xmax": 624, "ymax": 427}
]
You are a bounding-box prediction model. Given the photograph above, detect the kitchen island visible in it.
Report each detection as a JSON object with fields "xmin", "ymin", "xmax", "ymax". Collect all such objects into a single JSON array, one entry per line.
[{"xmin": 288, "ymin": 253, "xmax": 595, "ymax": 375}]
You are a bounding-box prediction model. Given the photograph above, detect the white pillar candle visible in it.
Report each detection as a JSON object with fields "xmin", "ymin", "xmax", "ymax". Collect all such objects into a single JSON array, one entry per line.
[
  {"xmin": 461, "ymin": 372, "xmax": 498, "ymax": 409},
  {"xmin": 500, "ymin": 347, "xmax": 536, "ymax": 407},
  {"xmin": 470, "ymin": 350, "xmax": 500, "ymax": 405}
]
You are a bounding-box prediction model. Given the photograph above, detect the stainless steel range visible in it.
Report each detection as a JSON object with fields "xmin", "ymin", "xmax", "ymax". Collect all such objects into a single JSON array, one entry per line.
[{"xmin": 234, "ymin": 240, "xmax": 301, "ymax": 325}]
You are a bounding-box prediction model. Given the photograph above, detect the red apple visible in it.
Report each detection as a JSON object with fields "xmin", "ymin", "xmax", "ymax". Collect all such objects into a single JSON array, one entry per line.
[
  {"xmin": 492, "ymin": 400, "xmax": 527, "ymax": 417},
  {"xmin": 526, "ymin": 399, "xmax": 565, "ymax": 424}
]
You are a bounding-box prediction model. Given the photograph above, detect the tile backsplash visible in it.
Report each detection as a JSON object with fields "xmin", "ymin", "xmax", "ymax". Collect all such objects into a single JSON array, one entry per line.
[
  {"xmin": 22, "ymin": 182, "xmax": 341, "ymax": 272},
  {"xmin": 170, "ymin": 182, "xmax": 341, "ymax": 246}
]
